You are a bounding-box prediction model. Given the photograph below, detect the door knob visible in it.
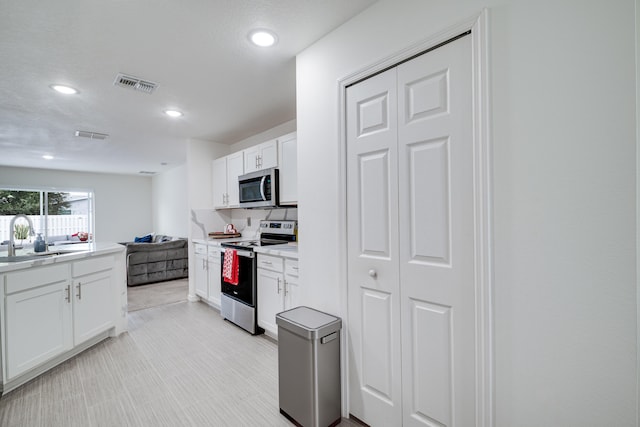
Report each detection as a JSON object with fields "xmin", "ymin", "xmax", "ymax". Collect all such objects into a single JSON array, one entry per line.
[{"xmin": 368, "ymin": 269, "xmax": 377, "ymax": 278}]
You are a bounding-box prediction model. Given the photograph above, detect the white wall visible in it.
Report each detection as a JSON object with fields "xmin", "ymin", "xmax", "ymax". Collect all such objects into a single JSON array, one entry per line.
[
  {"xmin": 229, "ymin": 119, "xmax": 296, "ymax": 152},
  {"xmin": 297, "ymin": 1, "xmax": 637, "ymax": 425},
  {"xmin": 0, "ymin": 166, "xmax": 152, "ymax": 242},
  {"xmin": 152, "ymin": 164, "xmax": 188, "ymax": 237}
]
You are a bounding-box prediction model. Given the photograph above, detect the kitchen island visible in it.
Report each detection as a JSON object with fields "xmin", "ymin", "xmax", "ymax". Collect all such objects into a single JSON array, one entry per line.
[{"xmin": 0, "ymin": 242, "xmax": 127, "ymax": 395}]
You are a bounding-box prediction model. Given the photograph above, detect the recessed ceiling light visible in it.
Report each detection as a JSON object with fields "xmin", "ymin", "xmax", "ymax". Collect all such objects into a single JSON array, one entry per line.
[
  {"xmin": 164, "ymin": 109, "xmax": 183, "ymax": 118},
  {"xmin": 249, "ymin": 29, "xmax": 277, "ymax": 47},
  {"xmin": 50, "ymin": 84, "xmax": 78, "ymax": 95},
  {"xmin": 42, "ymin": 155, "xmax": 54, "ymax": 160}
]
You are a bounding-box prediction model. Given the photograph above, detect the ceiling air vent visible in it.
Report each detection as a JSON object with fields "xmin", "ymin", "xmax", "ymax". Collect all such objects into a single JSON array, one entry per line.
[
  {"xmin": 138, "ymin": 171, "xmax": 156, "ymax": 175},
  {"xmin": 75, "ymin": 130, "xmax": 108, "ymax": 140},
  {"xmin": 113, "ymin": 73, "xmax": 158, "ymax": 94}
]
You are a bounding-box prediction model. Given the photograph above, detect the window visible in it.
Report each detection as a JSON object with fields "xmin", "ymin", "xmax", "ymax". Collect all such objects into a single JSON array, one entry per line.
[{"xmin": 0, "ymin": 188, "xmax": 94, "ymax": 250}]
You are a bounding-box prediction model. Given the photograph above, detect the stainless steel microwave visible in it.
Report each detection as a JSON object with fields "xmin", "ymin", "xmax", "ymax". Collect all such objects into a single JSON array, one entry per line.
[{"xmin": 238, "ymin": 167, "xmax": 279, "ymax": 208}]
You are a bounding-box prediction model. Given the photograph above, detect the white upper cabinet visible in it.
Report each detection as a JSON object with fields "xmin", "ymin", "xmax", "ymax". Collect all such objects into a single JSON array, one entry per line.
[
  {"xmin": 214, "ymin": 131, "xmax": 295, "ymax": 209},
  {"xmin": 244, "ymin": 139, "xmax": 278, "ymax": 173},
  {"xmin": 226, "ymin": 151, "xmax": 244, "ymax": 206},
  {"xmin": 212, "ymin": 157, "xmax": 227, "ymax": 208},
  {"xmin": 212, "ymin": 151, "xmax": 244, "ymax": 209},
  {"xmin": 278, "ymin": 132, "xmax": 297, "ymax": 205}
]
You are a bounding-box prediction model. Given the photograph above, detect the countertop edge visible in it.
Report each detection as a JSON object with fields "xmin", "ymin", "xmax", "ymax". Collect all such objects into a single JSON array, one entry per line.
[{"xmin": 0, "ymin": 242, "xmax": 125, "ymax": 273}]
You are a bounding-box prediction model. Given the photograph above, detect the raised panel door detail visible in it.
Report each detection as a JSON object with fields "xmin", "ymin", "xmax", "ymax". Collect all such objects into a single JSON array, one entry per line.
[
  {"xmin": 398, "ymin": 35, "xmax": 475, "ymax": 427},
  {"xmin": 360, "ymin": 288, "xmax": 394, "ymax": 403},
  {"xmin": 358, "ymin": 93, "xmax": 389, "ymax": 137},
  {"xmin": 405, "ymin": 70, "xmax": 449, "ymax": 124},
  {"xmin": 359, "ymin": 150, "xmax": 391, "ymax": 258},
  {"xmin": 407, "ymin": 138, "xmax": 451, "ymax": 266},
  {"xmin": 347, "ymin": 66, "xmax": 401, "ymax": 427},
  {"xmin": 409, "ymin": 299, "xmax": 452, "ymax": 427}
]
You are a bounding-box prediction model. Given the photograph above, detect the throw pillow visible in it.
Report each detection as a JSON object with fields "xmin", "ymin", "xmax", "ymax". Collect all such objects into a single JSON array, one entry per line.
[{"xmin": 134, "ymin": 234, "xmax": 153, "ymax": 243}]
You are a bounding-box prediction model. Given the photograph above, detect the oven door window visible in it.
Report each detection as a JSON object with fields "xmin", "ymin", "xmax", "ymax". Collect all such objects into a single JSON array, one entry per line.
[
  {"xmin": 239, "ymin": 176, "xmax": 272, "ymax": 203},
  {"xmin": 221, "ymin": 253, "xmax": 255, "ymax": 306}
]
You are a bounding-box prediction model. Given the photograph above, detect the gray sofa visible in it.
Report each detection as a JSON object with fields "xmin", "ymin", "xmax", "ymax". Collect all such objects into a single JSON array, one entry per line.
[{"xmin": 124, "ymin": 236, "xmax": 188, "ymax": 286}]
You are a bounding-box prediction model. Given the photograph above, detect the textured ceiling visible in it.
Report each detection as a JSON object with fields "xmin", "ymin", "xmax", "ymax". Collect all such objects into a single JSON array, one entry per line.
[{"xmin": 0, "ymin": 0, "xmax": 376, "ymax": 175}]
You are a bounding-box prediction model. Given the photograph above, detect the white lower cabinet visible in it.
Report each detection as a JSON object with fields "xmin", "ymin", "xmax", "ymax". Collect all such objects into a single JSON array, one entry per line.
[
  {"xmin": 257, "ymin": 254, "xmax": 299, "ymax": 339},
  {"xmin": 72, "ymin": 257, "xmax": 115, "ymax": 345},
  {"xmin": 194, "ymin": 243, "xmax": 208, "ymax": 299},
  {"xmin": 194, "ymin": 243, "xmax": 223, "ymax": 310},
  {"xmin": 5, "ymin": 265, "xmax": 73, "ymax": 380},
  {"xmin": 4, "ymin": 255, "xmax": 116, "ymax": 381},
  {"xmin": 207, "ymin": 248, "xmax": 222, "ymax": 309}
]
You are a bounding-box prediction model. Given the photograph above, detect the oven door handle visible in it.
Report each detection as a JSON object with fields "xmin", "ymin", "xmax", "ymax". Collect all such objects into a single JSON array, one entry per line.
[
  {"xmin": 260, "ymin": 175, "xmax": 267, "ymax": 201},
  {"xmin": 228, "ymin": 249, "xmax": 255, "ymax": 258}
]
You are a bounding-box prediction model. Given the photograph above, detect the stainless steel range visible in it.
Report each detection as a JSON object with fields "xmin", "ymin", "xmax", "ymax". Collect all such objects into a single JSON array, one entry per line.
[{"xmin": 220, "ymin": 220, "xmax": 297, "ymax": 334}]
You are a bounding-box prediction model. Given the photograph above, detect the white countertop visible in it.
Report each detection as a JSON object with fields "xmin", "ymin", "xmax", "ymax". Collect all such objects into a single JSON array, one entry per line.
[
  {"xmin": 0, "ymin": 242, "xmax": 125, "ymax": 273},
  {"xmin": 193, "ymin": 239, "xmax": 298, "ymax": 259},
  {"xmin": 193, "ymin": 237, "xmax": 255, "ymax": 247},
  {"xmin": 253, "ymin": 243, "xmax": 298, "ymax": 259}
]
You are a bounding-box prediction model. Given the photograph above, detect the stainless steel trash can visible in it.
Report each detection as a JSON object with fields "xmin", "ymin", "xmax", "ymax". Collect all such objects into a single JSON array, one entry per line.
[{"xmin": 276, "ymin": 306, "xmax": 342, "ymax": 427}]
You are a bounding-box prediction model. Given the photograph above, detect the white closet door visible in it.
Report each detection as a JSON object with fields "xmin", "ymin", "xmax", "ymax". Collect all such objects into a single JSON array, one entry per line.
[
  {"xmin": 347, "ymin": 34, "xmax": 475, "ymax": 427},
  {"xmin": 346, "ymin": 68, "xmax": 402, "ymax": 426},
  {"xmin": 397, "ymin": 36, "xmax": 474, "ymax": 426}
]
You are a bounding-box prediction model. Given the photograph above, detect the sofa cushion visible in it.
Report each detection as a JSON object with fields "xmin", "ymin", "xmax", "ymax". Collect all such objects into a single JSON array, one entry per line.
[{"xmin": 125, "ymin": 237, "xmax": 188, "ymax": 286}]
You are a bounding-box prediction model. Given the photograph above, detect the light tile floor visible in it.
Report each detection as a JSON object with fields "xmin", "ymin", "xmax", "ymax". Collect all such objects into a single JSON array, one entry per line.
[{"xmin": 0, "ymin": 301, "xmax": 363, "ymax": 427}]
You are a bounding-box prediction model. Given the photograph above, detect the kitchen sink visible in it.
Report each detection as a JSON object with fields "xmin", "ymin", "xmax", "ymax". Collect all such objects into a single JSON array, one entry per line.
[
  {"xmin": 0, "ymin": 250, "xmax": 86, "ymax": 263},
  {"xmin": 0, "ymin": 254, "xmax": 55, "ymax": 262}
]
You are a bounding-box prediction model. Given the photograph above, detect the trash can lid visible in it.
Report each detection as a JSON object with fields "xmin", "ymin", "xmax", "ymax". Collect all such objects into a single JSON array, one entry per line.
[{"xmin": 276, "ymin": 306, "xmax": 342, "ymax": 340}]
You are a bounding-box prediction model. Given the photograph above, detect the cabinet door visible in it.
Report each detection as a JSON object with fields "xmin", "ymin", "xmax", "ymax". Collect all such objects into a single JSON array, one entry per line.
[
  {"xmin": 194, "ymin": 252, "xmax": 208, "ymax": 298},
  {"xmin": 207, "ymin": 251, "xmax": 222, "ymax": 309},
  {"xmin": 73, "ymin": 271, "xmax": 115, "ymax": 345},
  {"xmin": 260, "ymin": 139, "xmax": 278, "ymax": 169},
  {"xmin": 212, "ymin": 157, "xmax": 228, "ymax": 208},
  {"xmin": 226, "ymin": 151, "xmax": 244, "ymax": 206},
  {"xmin": 5, "ymin": 281, "xmax": 73, "ymax": 380},
  {"xmin": 284, "ymin": 273, "xmax": 299, "ymax": 311},
  {"xmin": 243, "ymin": 146, "xmax": 260, "ymax": 173},
  {"xmin": 257, "ymin": 268, "xmax": 284, "ymax": 338},
  {"xmin": 278, "ymin": 133, "xmax": 297, "ymax": 205}
]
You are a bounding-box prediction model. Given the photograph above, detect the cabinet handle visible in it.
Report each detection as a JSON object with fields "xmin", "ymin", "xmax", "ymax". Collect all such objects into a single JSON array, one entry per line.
[
  {"xmin": 262, "ymin": 260, "xmax": 272, "ymax": 265},
  {"xmin": 284, "ymin": 279, "xmax": 288, "ymax": 296},
  {"xmin": 277, "ymin": 277, "xmax": 281, "ymax": 294},
  {"xmin": 76, "ymin": 282, "xmax": 82, "ymax": 300},
  {"xmin": 65, "ymin": 284, "xmax": 71, "ymax": 303}
]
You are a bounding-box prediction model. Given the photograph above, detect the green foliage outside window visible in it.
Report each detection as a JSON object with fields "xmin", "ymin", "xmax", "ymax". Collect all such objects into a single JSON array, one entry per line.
[{"xmin": 0, "ymin": 191, "xmax": 70, "ymax": 215}]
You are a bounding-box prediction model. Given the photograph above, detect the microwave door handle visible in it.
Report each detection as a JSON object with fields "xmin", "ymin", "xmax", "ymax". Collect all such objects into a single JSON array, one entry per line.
[{"xmin": 260, "ymin": 175, "xmax": 267, "ymax": 201}]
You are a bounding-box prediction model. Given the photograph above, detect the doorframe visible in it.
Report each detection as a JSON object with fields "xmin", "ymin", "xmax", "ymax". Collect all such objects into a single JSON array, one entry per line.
[{"xmin": 337, "ymin": 9, "xmax": 494, "ymax": 426}]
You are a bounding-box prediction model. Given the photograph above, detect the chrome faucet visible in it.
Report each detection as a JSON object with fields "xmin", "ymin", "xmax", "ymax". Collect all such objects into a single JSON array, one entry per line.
[{"xmin": 8, "ymin": 214, "xmax": 35, "ymax": 257}]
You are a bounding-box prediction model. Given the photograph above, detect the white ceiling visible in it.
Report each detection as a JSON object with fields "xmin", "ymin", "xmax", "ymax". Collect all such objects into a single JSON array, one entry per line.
[{"xmin": 0, "ymin": 0, "xmax": 376, "ymax": 176}]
